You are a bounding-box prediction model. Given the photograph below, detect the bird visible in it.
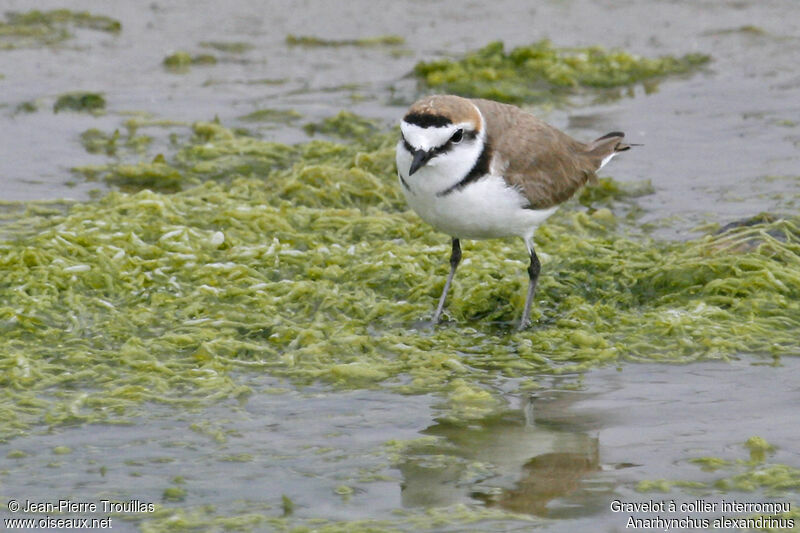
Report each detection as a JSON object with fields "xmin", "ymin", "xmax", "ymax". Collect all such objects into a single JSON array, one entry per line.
[{"xmin": 395, "ymin": 94, "xmax": 633, "ymax": 330}]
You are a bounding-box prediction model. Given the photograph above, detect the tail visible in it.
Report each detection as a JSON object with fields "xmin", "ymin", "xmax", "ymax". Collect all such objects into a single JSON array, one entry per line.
[{"xmin": 587, "ymin": 131, "xmax": 637, "ymax": 170}]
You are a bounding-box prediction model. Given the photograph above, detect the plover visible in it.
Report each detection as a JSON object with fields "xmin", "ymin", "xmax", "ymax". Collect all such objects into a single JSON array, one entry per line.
[{"xmin": 396, "ymin": 94, "xmax": 632, "ymax": 329}]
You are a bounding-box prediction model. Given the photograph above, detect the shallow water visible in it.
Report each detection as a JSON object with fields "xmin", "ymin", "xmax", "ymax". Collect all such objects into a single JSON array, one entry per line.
[
  {"xmin": 2, "ymin": 358, "xmax": 797, "ymax": 531},
  {"xmin": 3, "ymin": 0, "xmax": 800, "ymax": 232},
  {"xmin": 2, "ymin": 0, "xmax": 800, "ymax": 531}
]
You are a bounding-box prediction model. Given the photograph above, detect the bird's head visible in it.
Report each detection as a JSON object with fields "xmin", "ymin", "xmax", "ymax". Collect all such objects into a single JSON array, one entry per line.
[{"xmin": 397, "ymin": 95, "xmax": 484, "ymax": 177}]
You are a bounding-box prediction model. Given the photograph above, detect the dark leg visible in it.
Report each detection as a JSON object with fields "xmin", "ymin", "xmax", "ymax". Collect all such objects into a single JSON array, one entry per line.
[
  {"xmin": 432, "ymin": 238, "xmax": 461, "ymax": 324},
  {"xmin": 519, "ymin": 247, "xmax": 541, "ymax": 330}
]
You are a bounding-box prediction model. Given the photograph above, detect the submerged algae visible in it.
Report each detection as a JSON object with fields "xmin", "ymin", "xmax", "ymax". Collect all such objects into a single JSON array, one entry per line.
[
  {"xmin": 54, "ymin": 92, "xmax": 106, "ymax": 114},
  {"xmin": 303, "ymin": 111, "xmax": 384, "ymax": 140},
  {"xmin": 413, "ymin": 40, "xmax": 709, "ymax": 104},
  {"xmin": 2, "ymin": 117, "xmax": 799, "ymax": 441},
  {"xmin": 163, "ymin": 51, "xmax": 217, "ymax": 72},
  {"xmin": 639, "ymin": 437, "xmax": 800, "ymax": 500},
  {"xmin": 286, "ymin": 34, "xmax": 405, "ymax": 48},
  {"xmin": 0, "ymin": 9, "xmax": 120, "ymax": 50},
  {"xmin": 136, "ymin": 501, "xmax": 534, "ymax": 533},
  {"xmin": 239, "ymin": 108, "xmax": 302, "ymax": 124},
  {"xmin": 199, "ymin": 41, "xmax": 253, "ymax": 54},
  {"xmin": 81, "ymin": 128, "xmax": 153, "ymax": 157}
]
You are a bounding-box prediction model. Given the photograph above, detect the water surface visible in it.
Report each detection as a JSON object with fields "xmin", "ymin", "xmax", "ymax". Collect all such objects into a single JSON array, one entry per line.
[{"xmin": 1, "ymin": 0, "xmax": 799, "ymax": 531}]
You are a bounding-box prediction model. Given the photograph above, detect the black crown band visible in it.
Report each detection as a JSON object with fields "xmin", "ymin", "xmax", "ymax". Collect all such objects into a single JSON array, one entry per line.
[{"xmin": 403, "ymin": 112, "xmax": 452, "ymax": 128}]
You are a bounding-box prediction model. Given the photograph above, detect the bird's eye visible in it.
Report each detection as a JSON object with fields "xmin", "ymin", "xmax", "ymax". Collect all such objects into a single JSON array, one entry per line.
[{"xmin": 450, "ymin": 129, "xmax": 463, "ymax": 144}]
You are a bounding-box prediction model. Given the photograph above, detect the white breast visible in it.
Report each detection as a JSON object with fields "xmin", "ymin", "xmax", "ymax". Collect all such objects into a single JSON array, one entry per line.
[
  {"xmin": 413, "ymin": 175, "xmax": 557, "ymax": 240},
  {"xmin": 397, "ymin": 142, "xmax": 557, "ymax": 242}
]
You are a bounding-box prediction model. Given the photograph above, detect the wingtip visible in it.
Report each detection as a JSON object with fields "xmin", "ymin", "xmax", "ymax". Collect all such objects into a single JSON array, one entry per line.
[
  {"xmin": 615, "ymin": 142, "xmax": 632, "ymax": 152},
  {"xmin": 596, "ymin": 130, "xmax": 643, "ymax": 152},
  {"xmin": 618, "ymin": 142, "xmax": 644, "ymax": 151},
  {"xmin": 594, "ymin": 131, "xmax": 625, "ymax": 142}
]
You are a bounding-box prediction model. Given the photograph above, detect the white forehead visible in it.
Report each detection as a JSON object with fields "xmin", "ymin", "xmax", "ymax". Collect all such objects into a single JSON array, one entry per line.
[{"xmin": 401, "ymin": 122, "xmax": 461, "ymax": 151}]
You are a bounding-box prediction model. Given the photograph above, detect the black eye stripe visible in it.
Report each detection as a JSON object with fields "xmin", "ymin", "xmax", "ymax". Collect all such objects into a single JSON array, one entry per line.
[{"xmin": 436, "ymin": 128, "xmax": 474, "ymax": 154}]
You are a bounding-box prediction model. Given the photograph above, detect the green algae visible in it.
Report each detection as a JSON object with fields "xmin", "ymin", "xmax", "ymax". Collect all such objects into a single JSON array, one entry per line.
[
  {"xmin": 638, "ymin": 437, "xmax": 800, "ymax": 499},
  {"xmin": 303, "ymin": 111, "xmax": 383, "ymax": 140},
  {"xmin": 714, "ymin": 464, "xmax": 800, "ymax": 494},
  {"xmin": 53, "ymin": 92, "xmax": 106, "ymax": 114},
  {"xmin": 239, "ymin": 108, "xmax": 303, "ymax": 123},
  {"xmin": 122, "ymin": 114, "xmax": 188, "ymax": 133},
  {"xmin": 200, "ymin": 41, "xmax": 253, "ymax": 54},
  {"xmin": 286, "ymin": 34, "xmax": 404, "ymax": 47},
  {"xmin": 635, "ymin": 479, "xmax": 706, "ymax": 493},
  {"xmin": 7, "ymin": 9, "xmax": 121, "ymax": 33},
  {"xmin": 281, "ymin": 494, "xmax": 294, "ymax": 516},
  {"xmin": 15, "ymin": 101, "xmax": 39, "ymax": 114},
  {"xmin": 0, "ymin": 199, "xmax": 76, "ymax": 242},
  {"xmin": 164, "ymin": 51, "xmax": 217, "ymax": 72},
  {"xmin": 413, "ymin": 40, "xmax": 710, "ymax": 104},
  {"xmin": 578, "ymin": 176, "xmax": 654, "ymax": 207},
  {"xmin": 136, "ymin": 502, "xmax": 534, "ymax": 533},
  {"xmin": 163, "ymin": 51, "xmax": 193, "ymax": 69},
  {"xmin": 80, "ymin": 128, "xmax": 153, "ymax": 157},
  {"xmin": 81, "ymin": 128, "xmax": 120, "ymax": 155},
  {"xmin": 101, "ymin": 157, "xmax": 184, "ymax": 191},
  {"xmin": 163, "ymin": 486, "xmax": 187, "ymax": 502},
  {"xmin": 746, "ymin": 436, "xmax": 777, "ymax": 464},
  {"xmin": 81, "ymin": 115, "xmax": 394, "ymax": 193},
  {"xmin": 0, "ymin": 9, "xmax": 120, "ymax": 50},
  {"xmin": 689, "ymin": 457, "xmax": 734, "ymax": 472},
  {"xmin": 1, "ymin": 115, "xmax": 799, "ymax": 444},
  {"xmin": 704, "ymin": 25, "xmax": 768, "ymax": 37},
  {"xmin": 190, "ymin": 420, "xmax": 235, "ymax": 443}
]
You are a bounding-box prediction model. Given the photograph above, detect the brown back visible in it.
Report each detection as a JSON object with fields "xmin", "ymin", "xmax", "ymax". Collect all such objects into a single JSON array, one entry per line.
[{"xmin": 472, "ymin": 98, "xmax": 627, "ymax": 209}]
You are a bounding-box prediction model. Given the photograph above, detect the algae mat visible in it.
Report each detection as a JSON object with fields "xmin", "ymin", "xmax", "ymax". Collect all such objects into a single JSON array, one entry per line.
[
  {"xmin": 412, "ymin": 40, "xmax": 709, "ymax": 104},
  {"xmin": 1, "ymin": 118, "xmax": 800, "ymax": 530},
  {"xmin": 2, "ymin": 119, "xmax": 799, "ymax": 436}
]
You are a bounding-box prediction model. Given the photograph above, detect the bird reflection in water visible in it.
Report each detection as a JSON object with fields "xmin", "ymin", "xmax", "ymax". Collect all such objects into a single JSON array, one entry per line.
[{"xmin": 397, "ymin": 393, "xmax": 603, "ymax": 517}]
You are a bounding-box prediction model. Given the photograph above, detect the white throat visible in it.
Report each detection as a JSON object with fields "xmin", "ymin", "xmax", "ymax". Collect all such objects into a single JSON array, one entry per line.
[{"xmin": 397, "ymin": 119, "xmax": 486, "ymax": 197}]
